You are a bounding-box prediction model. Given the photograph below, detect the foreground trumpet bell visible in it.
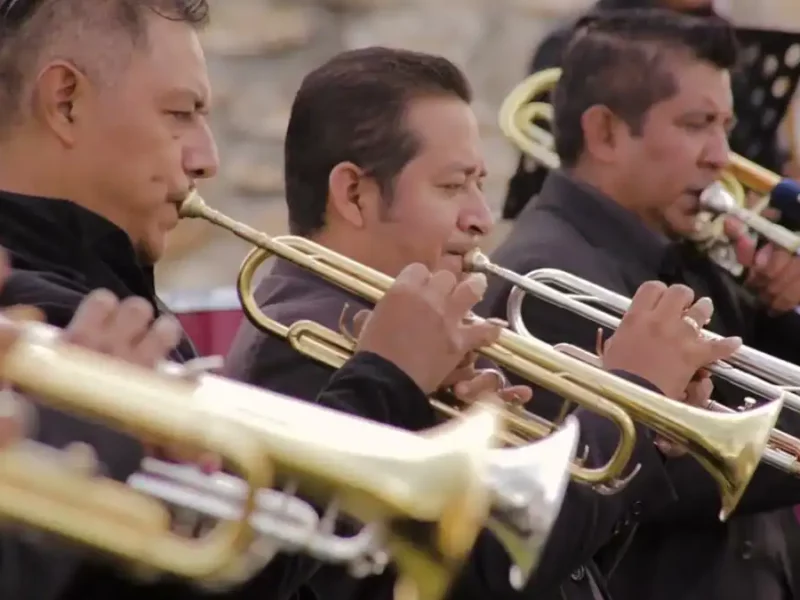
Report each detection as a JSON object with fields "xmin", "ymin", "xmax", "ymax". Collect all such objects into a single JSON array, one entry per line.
[{"xmin": 0, "ymin": 319, "xmax": 501, "ymax": 599}]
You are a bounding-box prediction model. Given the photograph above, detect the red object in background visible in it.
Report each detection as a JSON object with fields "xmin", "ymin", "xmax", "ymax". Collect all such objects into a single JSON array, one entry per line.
[{"xmin": 162, "ymin": 287, "xmax": 244, "ymax": 357}]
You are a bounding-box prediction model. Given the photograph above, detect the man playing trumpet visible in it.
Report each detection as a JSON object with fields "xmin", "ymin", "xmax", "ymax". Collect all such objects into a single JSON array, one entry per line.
[
  {"xmin": 224, "ymin": 45, "xmax": 741, "ymax": 600},
  {"xmin": 481, "ymin": 9, "xmax": 800, "ymax": 600}
]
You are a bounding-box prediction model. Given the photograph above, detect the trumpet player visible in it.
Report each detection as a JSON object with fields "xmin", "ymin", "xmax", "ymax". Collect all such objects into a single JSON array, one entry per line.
[
  {"xmin": 224, "ymin": 46, "xmax": 741, "ymax": 600},
  {"xmin": 0, "ymin": 3, "xmax": 508, "ymax": 600},
  {"xmin": 481, "ymin": 10, "xmax": 800, "ymax": 600}
]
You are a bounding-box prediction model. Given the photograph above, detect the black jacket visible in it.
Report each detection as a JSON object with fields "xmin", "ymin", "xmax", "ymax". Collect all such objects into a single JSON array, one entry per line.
[
  {"xmin": 0, "ymin": 191, "xmax": 444, "ymax": 600},
  {"xmin": 479, "ymin": 170, "xmax": 800, "ymax": 600},
  {"xmin": 224, "ymin": 258, "xmax": 680, "ymax": 600}
]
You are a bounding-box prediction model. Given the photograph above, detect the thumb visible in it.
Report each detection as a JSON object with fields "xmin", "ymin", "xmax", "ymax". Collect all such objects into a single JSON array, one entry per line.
[
  {"xmin": 722, "ymin": 216, "xmax": 757, "ymax": 268},
  {"xmin": 702, "ymin": 336, "xmax": 743, "ymax": 364}
]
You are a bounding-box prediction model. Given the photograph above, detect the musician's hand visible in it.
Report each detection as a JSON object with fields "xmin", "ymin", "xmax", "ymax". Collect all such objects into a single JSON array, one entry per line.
[
  {"xmin": 450, "ymin": 366, "xmax": 532, "ymax": 406},
  {"xmin": 356, "ymin": 263, "xmax": 502, "ymax": 394},
  {"xmin": 63, "ymin": 289, "xmax": 182, "ymax": 366},
  {"xmin": 601, "ymin": 281, "xmax": 741, "ymax": 400},
  {"xmin": 655, "ymin": 369, "xmax": 714, "ymax": 458},
  {"xmin": 724, "ymin": 217, "xmax": 800, "ymax": 314}
]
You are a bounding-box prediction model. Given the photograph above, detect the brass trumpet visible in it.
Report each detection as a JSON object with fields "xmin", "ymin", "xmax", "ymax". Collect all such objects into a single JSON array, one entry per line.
[
  {"xmin": 179, "ymin": 194, "xmax": 781, "ymax": 521},
  {"xmin": 498, "ymin": 265, "xmax": 800, "ymax": 478},
  {"xmin": 499, "ymin": 67, "xmax": 800, "ymax": 271},
  {"xmin": 0, "ymin": 318, "xmax": 504, "ymax": 600}
]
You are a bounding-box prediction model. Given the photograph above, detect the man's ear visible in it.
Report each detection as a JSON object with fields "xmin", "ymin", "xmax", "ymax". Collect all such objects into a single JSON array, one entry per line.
[
  {"xmin": 31, "ymin": 60, "xmax": 88, "ymax": 146},
  {"xmin": 328, "ymin": 162, "xmax": 381, "ymax": 228},
  {"xmin": 581, "ymin": 104, "xmax": 625, "ymax": 164}
]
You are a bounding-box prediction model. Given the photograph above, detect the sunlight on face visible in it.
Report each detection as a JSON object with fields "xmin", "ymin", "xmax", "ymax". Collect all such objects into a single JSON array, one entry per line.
[
  {"xmin": 73, "ymin": 14, "xmax": 218, "ymax": 263},
  {"xmin": 366, "ymin": 95, "xmax": 493, "ymax": 278}
]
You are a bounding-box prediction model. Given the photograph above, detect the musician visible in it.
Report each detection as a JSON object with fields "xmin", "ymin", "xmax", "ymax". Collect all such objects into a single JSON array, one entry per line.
[
  {"xmin": 502, "ymin": 0, "xmax": 792, "ymax": 221},
  {"xmin": 0, "ymin": 2, "xmax": 506, "ymax": 599},
  {"xmin": 480, "ymin": 11, "xmax": 800, "ymax": 600},
  {"xmin": 224, "ymin": 46, "xmax": 741, "ymax": 600}
]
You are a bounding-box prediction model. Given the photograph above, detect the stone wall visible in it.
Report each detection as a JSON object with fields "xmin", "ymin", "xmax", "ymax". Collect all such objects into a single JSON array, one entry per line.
[{"xmin": 155, "ymin": 0, "xmax": 594, "ymax": 294}]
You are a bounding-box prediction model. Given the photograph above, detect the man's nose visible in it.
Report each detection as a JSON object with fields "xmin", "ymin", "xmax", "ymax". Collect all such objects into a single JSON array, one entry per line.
[
  {"xmin": 459, "ymin": 191, "xmax": 494, "ymax": 237},
  {"xmin": 184, "ymin": 122, "xmax": 219, "ymax": 180},
  {"xmin": 704, "ymin": 129, "xmax": 731, "ymax": 172}
]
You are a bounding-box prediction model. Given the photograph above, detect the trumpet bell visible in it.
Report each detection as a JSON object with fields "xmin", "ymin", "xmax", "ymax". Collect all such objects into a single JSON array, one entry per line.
[{"xmin": 486, "ymin": 415, "xmax": 580, "ymax": 590}]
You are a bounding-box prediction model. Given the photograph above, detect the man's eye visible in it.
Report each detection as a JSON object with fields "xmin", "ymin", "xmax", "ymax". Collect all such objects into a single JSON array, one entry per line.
[{"xmin": 169, "ymin": 111, "xmax": 194, "ymax": 121}]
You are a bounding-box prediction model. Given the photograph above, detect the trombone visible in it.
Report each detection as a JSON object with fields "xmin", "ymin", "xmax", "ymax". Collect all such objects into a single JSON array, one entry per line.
[
  {"xmin": 496, "ymin": 265, "xmax": 800, "ymax": 478},
  {"xmin": 0, "ymin": 317, "xmax": 504, "ymax": 600},
  {"xmin": 499, "ymin": 67, "xmax": 800, "ymax": 271},
  {"xmin": 180, "ymin": 193, "xmax": 782, "ymax": 521}
]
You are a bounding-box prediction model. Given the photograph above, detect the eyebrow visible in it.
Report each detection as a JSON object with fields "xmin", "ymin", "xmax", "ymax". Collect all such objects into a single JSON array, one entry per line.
[{"xmin": 440, "ymin": 162, "xmax": 487, "ymax": 177}]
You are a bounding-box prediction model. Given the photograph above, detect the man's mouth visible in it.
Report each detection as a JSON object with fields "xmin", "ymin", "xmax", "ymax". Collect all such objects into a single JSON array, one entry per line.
[{"xmin": 684, "ymin": 188, "xmax": 708, "ymax": 216}]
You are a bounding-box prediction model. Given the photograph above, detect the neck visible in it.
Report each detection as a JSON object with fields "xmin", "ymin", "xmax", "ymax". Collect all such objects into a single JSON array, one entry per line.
[{"xmin": 568, "ymin": 162, "xmax": 664, "ymax": 234}]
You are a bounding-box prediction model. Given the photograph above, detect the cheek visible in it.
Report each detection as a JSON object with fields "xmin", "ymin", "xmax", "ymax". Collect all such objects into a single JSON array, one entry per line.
[{"xmin": 385, "ymin": 196, "xmax": 452, "ymax": 263}]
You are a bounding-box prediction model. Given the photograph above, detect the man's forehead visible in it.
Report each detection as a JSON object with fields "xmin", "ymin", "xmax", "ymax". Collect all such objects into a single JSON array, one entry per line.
[
  {"xmin": 134, "ymin": 17, "xmax": 211, "ymax": 102},
  {"xmin": 661, "ymin": 58, "xmax": 732, "ymax": 108}
]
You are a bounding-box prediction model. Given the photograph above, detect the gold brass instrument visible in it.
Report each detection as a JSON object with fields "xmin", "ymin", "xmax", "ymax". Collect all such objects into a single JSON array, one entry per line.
[
  {"xmin": 180, "ymin": 193, "xmax": 781, "ymax": 521},
  {"xmin": 495, "ymin": 264, "xmax": 800, "ymax": 478},
  {"xmin": 0, "ymin": 318, "xmax": 504, "ymax": 600},
  {"xmin": 499, "ymin": 68, "xmax": 800, "ymax": 274}
]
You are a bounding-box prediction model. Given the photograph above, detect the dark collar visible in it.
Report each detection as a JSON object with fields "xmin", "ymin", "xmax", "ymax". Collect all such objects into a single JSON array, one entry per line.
[
  {"xmin": 0, "ymin": 190, "xmax": 156, "ymax": 298},
  {"xmin": 525, "ymin": 170, "xmax": 676, "ymax": 277}
]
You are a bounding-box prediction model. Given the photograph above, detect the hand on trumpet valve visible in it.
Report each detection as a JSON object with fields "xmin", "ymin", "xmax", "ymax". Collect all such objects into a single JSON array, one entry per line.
[
  {"xmin": 599, "ymin": 281, "xmax": 741, "ymax": 400},
  {"xmin": 443, "ymin": 354, "xmax": 532, "ymax": 406},
  {"xmin": 723, "ymin": 217, "xmax": 800, "ymax": 315},
  {"xmin": 355, "ymin": 263, "xmax": 503, "ymax": 394}
]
